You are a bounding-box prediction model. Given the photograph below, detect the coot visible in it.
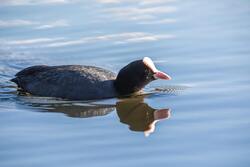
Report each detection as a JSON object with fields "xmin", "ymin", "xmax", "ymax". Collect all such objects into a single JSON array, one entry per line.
[{"xmin": 11, "ymin": 57, "xmax": 171, "ymax": 100}]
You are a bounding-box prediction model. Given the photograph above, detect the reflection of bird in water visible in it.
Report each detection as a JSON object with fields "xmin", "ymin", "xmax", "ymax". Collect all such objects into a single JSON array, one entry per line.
[
  {"xmin": 17, "ymin": 96, "xmax": 115, "ymax": 118},
  {"xmin": 39, "ymin": 104, "xmax": 115, "ymax": 118},
  {"xmin": 116, "ymin": 97, "xmax": 170, "ymax": 136},
  {"xmin": 20, "ymin": 96, "xmax": 170, "ymax": 136}
]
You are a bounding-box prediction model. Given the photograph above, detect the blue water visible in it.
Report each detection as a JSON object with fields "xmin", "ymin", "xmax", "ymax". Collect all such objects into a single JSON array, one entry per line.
[{"xmin": 0, "ymin": 0, "xmax": 250, "ymax": 167}]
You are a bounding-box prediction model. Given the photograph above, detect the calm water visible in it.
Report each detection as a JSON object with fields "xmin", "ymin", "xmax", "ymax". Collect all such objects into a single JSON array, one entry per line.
[{"xmin": 0, "ymin": 0, "xmax": 250, "ymax": 167}]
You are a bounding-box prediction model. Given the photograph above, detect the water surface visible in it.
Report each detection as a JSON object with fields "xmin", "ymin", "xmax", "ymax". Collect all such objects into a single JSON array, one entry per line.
[{"xmin": 0, "ymin": 0, "xmax": 250, "ymax": 167}]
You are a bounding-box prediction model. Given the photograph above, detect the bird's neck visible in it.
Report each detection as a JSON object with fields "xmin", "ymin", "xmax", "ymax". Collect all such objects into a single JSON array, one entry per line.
[{"xmin": 113, "ymin": 78, "xmax": 144, "ymax": 96}]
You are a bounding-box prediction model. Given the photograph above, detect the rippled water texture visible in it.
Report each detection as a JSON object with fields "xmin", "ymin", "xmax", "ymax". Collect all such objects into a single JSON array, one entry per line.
[{"xmin": 0, "ymin": 0, "xmax": 250, "ymax": 167}]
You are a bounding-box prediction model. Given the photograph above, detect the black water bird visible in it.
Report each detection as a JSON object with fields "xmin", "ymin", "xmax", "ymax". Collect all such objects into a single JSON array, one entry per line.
[{"xmin": 11, "ymin": 57, "xmax": 171, "ymax": 100}]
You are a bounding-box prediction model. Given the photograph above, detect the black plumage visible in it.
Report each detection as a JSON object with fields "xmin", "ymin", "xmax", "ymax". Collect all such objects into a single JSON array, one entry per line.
[
  {"xmin": 11, "ymin": 65, "xmax": 116, "ymax": 100},
  {"xmin": 11, "ymin": 57, "xmax": 171, "ymax": 100}
]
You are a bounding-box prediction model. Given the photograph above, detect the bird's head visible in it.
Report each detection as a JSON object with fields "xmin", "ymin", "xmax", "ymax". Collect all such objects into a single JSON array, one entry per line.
[{"xmin": 114, "ymin": 57, "xmax": 171, "ymax": 95}]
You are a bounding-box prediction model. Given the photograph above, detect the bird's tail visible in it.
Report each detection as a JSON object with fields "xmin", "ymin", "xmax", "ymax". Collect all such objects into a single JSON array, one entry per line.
[{"xmin": 10, "ymin": 78, "xmax": 18, "ymax": 84}]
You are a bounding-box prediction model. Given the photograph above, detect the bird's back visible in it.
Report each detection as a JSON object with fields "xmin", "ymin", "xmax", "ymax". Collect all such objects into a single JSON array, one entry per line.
[{"xmin": 11, "ymin": 65, "xmax": 117, "ymax": 100}]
